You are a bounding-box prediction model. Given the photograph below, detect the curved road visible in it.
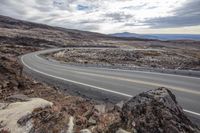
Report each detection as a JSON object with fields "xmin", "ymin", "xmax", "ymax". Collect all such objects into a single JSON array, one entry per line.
[{"xmin": 21, "ymin": 48, "xmax": 200, "ymax": 122}]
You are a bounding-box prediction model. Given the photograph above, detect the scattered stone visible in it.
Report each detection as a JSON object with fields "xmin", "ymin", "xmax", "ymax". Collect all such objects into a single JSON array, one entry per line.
[
  {"xmin": 83, "ymin": 108, "xmax": 93, "ymax": 118},
  {"xmin": 80, "ymin": 129, "xmax": 92, "ymax": 133},
  {"xmin": 94, "ymin": 104, "xmax": 106, "ymax": 114},
  {"xmin": 24, "ymin": 89, "xmax": 34, "ymax": 95},
  {"xmin": 76, "ymin": 115, "xmax": 87, "ymax": 127},
  {"xmin": 67, "ymin": 116, "xmax": 74, "ymax": 133},
  {"xmin": 2, "ymin": 81, "xmax": 9, "ymax": 88},
  {"xmin": 115, "ymin": 101, "xmax": 125, "ymax": 110},
  {"xmin": 116, "ymin": 128, "xmax": 131, "ymax": 133},
  {"xmin": 88, "ymin": 117, "xmax": 97, "ymax": 125},
  {"xmin": 105, "ymin": 103, "xmax": 115, "ymax": 112}
]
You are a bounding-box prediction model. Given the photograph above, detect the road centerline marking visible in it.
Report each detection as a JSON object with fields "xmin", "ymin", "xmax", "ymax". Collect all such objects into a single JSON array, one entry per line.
[
  {"xmin": 21, "ymin": 54, "xmax": 200, "ymax": 117},
  {"xmin": 34, "ymin": 54, "xmax": 200, "ymax": 95}
]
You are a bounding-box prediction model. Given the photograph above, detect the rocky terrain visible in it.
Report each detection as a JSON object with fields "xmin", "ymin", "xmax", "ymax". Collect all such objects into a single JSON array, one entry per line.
[
  {"xmin": 49, "ymin": 47, "xmax": 200, "ymax": 71},
  {"xmin": 1, "ymin": 15, "xmax": 200, "ymax": 49},
  {"xmin": 0, "ymin": 15, "xmax": 139, "ymax": 48},
  {"xmin": 0, "ymin": 15, "xmax": 200, "ymax": 132}
]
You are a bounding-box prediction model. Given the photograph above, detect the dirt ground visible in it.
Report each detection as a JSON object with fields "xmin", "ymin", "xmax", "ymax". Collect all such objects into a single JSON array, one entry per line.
[
  {"xmin": 0, "ymin": 44, "xmax": 124, "ymax": 132},
  {"xmin": 1, "ymin": 15, "xmax": 200, "ymax": 133}
]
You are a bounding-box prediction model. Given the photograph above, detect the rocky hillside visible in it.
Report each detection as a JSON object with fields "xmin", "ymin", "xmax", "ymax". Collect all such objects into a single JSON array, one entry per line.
[
  {"xmin": 0, "ymin": 15, "xmax": 139, "ymax": 48},
  {"xmin": 1, "ymin": 15, "xmax": 200, "ymax": 49},
  {"xmin": 0, "ymin": 15, "xmax": 200, "ymax": 132},
  {"xmin": 48, "ymin": 47, "xmax": 200, "ymax": 71},
  {"xmin": 0, "ymin": 46, "xmax": 199, "ymax": 132}
]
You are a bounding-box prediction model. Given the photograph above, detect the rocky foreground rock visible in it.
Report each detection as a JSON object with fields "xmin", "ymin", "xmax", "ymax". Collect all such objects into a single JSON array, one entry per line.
[
  {"xmin": 0, "ymin": 15, "xmax": 200, "ymax": 133},
  {"xmin": 0, "ymin": 98, "xmax": 53, "ymax": 133},
  {"xmin": 0, "ymin": 87, "xmax": 199, "ymax": 133},
  {"xmin": 0, "ymin": 44, "xmax": 199, "ymax": 133},
  {"xmin": 109, "ymin": 87, "xmax": 200, "ymax": 133}
]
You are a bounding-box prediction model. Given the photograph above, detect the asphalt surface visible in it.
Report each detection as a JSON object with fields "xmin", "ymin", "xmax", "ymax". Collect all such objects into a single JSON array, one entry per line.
[{"xmin": 21, "ymin": 48, "xmax": 200, "ymax": 124}]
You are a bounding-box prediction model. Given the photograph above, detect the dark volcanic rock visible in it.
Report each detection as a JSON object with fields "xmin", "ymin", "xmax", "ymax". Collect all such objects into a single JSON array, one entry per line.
[{"xmin": 109, "ymin": 88, "xmax": 200, "ymax": 133}]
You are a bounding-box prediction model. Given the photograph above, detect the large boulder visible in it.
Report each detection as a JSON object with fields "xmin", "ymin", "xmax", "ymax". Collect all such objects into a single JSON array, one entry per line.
[
  {"xmin": 0, "ymin": 98, "xmax": 53, "ymax": 133},
  {"xmin": 109, "ymin": 87, "xmax": 200, "ymax": 133}
]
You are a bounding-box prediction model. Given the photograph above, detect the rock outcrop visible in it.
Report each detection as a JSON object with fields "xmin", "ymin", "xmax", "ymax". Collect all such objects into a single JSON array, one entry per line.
[
  {"xmin": 1, "ymin": 15, "xmax": 200, "ymax": 133},
  {"xmin": 0, "ymin": 86, "xmax": 199, "ymax": 133},
  {"xmin": 0, "ymin": 98, "xmax": 53, "ymax": 133},
  {"xmin": 108, "ymin": 87, "xmax": 200, "ymax": 133}
]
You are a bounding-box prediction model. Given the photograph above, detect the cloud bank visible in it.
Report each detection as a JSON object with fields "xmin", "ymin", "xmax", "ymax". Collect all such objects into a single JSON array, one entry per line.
[{"xmin": 0, "ymin": 0, "xmax": 200, "ymax": 33}]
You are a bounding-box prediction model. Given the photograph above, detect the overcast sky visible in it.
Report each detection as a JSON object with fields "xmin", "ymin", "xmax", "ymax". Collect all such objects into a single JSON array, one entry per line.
[{"xmin": 0, "ymin": 0, "xmax": 200, "ymax": 34}]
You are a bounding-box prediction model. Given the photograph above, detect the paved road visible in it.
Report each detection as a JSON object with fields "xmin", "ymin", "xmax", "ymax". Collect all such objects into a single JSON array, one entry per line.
[{"xmin": 21, "ymin": 48, "xmax": 200, "ymax": 123}]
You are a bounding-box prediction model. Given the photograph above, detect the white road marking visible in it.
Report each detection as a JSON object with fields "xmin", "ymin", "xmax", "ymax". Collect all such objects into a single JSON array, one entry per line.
[
  {"xmin": 21, "ymin": 55, "xmax": 132, "ymax": 97},
  {"xmin": 183, "ymin": 109, "xmax": 200, "ymax": 116},
  {"xmin": 21, "ymin": 54, "xmax": 200, "ymax": 117},
  {"xmin": 86, "ymin": 66, "xmax": 200, "ymax": 80},
  {"xmin": 35, "ymin": 52, "xmax": 200, "ymax": 80},
  {"xmin": 35, "ymin": 54, "xmax": 200, "ymax": 95}
]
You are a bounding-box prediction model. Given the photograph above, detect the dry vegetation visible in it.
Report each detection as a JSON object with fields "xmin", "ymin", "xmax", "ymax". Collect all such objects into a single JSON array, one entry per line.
[
  {"xmin": 0, "ymin": 44, "xmax": 123, "ymax": 133},
  {"xmin": 50, "ymin": 47, "xmax": 200, "ymax": 70},
  {"xmin": 0, "ymin": 15, "xmax": 200, "ymax": 132}
]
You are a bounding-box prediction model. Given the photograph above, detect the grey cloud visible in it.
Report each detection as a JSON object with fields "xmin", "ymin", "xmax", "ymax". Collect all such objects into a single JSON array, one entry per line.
[
  {"xmin": 35, "ymin": 0, "xmax": 70, "ymax": 11},
  {"xmin": 0, "ymin": 0, "xmax": 11, "ymax": 6},
  {"xmin": 56, "ymin": 21, "xmax": 100, "ymax": 31},
  {"xmin": 124, "ymin": 23, "xmax": 143, "ymax": 27},
  {"xmin": 104, "ymin": 12, "xmax": 133, "ymax": 22},
  {"xmin": 0, "ymin": 0, "xmax": 28, "ymax": 19},
  {"xmin": 79, "ymin": 19, "xmax": 106, "ymax": 24},
  {"xmin": 53, "ymin": 0, "xmax": 70, "ymax": 10},
  {"xmin": 34, "ymin": 0, "xmax": 55, "ymax": 12},
  {"xmin": 1, "ymin": 0, "xmax": 200, "ymax": 33},
  {"xmin": 80, "ymin": 24, "xmax": 99, "ymax": 31},
  {"xmin": 35, "ymin": 0, "xmax": 52, "ymax": 5},
  {"xmin": 0, "ymin": 0, "xmax": 66, "ymax": 22},
  {"xmin": 33, "ymin": 5, "xmax": 53, "ymax": 12},
  {"xmin": 144, "ymin": 0, "xmax": 200, "ymax": 28}
]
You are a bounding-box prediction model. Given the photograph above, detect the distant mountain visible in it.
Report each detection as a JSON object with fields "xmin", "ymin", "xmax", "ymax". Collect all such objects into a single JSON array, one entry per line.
[
  {"xmin": 110, "ymin": 32, "xmax": 200, "ymax": 41},
  {"xmin": 110, "ymin": 32, "xmax": 141, "ymax": 38},
  {"xmin": 1, "ymin": 15, "xmax": 199, "ymax": 49},
  {"xmin": 0, "ymin": 15, "xmax": 144, "ymax": 48}
]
